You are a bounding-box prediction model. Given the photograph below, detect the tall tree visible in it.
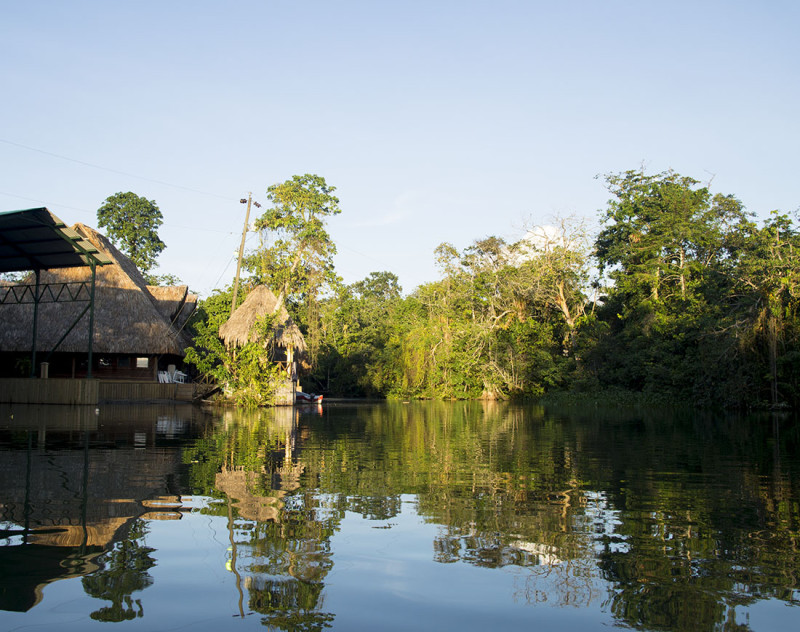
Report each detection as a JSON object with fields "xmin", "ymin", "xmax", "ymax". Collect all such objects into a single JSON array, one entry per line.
[
  {"xmin": 246, "ymin": 174, "xmax": 342, "ymax": 365},
  {"xmin": 587, "ymin": 168, "xmax": 800, "ymax": 407},
  {"xmin": 726, "ymin": 211, "xmax": 800, "ymax": 406},
  {"xmin": 511, "ymin": 217, "xmax": 592, "ymax": 353},
  {"xmin": 97, "ymin": 192, "xmax": 166, "ymax": 273},
  {"xmin": 595, "ymin": 170, "xmax": 722, "ymax": 306}
]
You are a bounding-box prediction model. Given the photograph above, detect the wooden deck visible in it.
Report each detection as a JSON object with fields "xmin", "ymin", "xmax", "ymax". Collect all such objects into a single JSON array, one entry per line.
[
  {"xmin": 0, "ymin": 378, "xmax": 98, "ymax": 405},
  {"xmin": 98, "ymin": 381, "xmax": 196, "ymax": 403},
  {"xmin": 0, "ymin": 378, "xmax": 298, "ymax": 406},
  {"xmin": 0, "ymin": 378, "xmax": 199, "ymax": 405}
]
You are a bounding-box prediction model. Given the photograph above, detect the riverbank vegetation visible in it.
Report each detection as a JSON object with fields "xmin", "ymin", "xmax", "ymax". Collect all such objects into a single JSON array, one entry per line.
[{"xmin": 187, "ymin": 169, "xmax": 800, "ymax": 409}]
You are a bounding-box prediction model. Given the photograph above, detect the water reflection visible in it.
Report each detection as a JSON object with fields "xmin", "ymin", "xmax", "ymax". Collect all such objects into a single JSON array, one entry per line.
[
  {"xmin": 0, "ymin": 401, "xmax": 798, "ymax": 631},
  {"xmin": 185, "ymin": 405, "xmax": 336, "ymax": 629},
  {"xmin": 81, "ymin": 519, "xmax": 155, "ymax": 621},
  {"xmin": 0, "ymin": 403, "xmax": 205, "ymax": 612}
]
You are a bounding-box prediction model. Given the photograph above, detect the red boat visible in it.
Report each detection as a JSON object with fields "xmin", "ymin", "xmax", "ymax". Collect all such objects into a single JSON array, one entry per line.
[{"xmin": 296, "ymin": 392, "xmax": 323, "ymax": 403}]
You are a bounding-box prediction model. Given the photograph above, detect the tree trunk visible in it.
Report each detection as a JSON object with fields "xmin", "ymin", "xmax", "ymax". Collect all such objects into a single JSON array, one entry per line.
[{"xmin": 767, "ymin": 308, "xmax": 779, "ymax": 407}]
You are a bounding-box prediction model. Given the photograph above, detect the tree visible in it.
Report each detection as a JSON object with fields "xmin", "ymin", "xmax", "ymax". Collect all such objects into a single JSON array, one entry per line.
[
  {"xmin": 591, "ymin": 170, "xmax": 734, "ymax": 398},
  {"xmin": 725, "ymin": 211, "xmax": 800, "ymax": 406},
  {"xmin": 246, "ymin": 174, "xmax": 342, "ymax": 366},
  {"xmin": 146, "ymin": 272, "xmax": 183, "ymax": 287},
  {"xmin": 595, "ymin": 170, "xmax": 725, "ymax": 306},
  {"xmin": 312, "ymin": 272, "xmax": 403, "ymax": 396},
  {"xmin": 511, "ymin": 217, "xmax": 592, "ymax": 353},
  {"xmin": 82, "ymin": 520, "xmax": 155, "ymax": 622},
  {"xmin": 183, "ymin": 287, "xmax": 284, "ymax": 407},
  {"xmin": 97, "ymin": 192, "xmax": 166, "ymax": 274},
  {"xmin": 587, "ymin": 168, "xmax": 800, "ymax": 407}
]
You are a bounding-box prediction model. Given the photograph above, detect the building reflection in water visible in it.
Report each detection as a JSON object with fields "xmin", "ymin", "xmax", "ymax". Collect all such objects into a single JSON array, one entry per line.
[{"xmin": 0, "ymin": 403, "xmax": 202, "ymax": 613}]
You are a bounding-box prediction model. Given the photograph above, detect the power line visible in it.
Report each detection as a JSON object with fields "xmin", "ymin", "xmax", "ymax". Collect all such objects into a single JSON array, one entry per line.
[
  {"xmin": 0, "ymin": 190, "xmax": 95, "ymax": 216},
  {"xmin": 0, "ymin": 189, "xmax": 236, "ymax": 235},
  {"xmin": 0, "ymin": 137, "xmax": 233, "ymax": 201}
]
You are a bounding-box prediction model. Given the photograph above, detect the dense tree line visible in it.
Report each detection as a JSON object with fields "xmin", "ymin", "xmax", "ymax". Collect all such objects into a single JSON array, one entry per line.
[
  {"xmin": 187, "ymin": 169, "xmax": 799, "ymax": 409},
  {"xmin": 305, "ymin": 169, "xmax": 799, "ymax": 408}
]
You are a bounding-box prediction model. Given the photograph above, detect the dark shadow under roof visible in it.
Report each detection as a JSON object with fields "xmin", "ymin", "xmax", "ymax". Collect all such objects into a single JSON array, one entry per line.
[{"xmin": 0, "ymin": 207, "xmax": 112, "ymax": 273}]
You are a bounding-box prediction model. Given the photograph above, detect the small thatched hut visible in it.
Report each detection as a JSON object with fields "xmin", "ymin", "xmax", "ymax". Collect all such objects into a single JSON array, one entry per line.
[
  {"xmin": 0, "ymin": 223, "xmax": 195, "ymax": 380},
  {"xmin": 218, "ymin": 285, "xmax": 308, "ymax": 372}
]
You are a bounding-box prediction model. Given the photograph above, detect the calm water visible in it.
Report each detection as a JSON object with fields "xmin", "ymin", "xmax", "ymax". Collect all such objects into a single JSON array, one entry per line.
[{"xmin": 0, "ymin": 401, "xmax": 798, "ymax": 631}]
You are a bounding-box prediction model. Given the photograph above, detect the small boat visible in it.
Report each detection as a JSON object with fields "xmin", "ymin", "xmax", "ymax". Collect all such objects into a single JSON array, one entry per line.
[{"xmin": 296, "ymin": 391, "xmax": 323, "ymax": 403}]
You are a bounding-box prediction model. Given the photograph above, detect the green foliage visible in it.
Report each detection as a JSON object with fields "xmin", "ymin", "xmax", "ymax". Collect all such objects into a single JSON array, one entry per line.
[
  {"xmin": 145, "ymin": 272, "xmax": 183, "ymax": 286},
  {"xmin": 588, "ymin": 169, "xmax": 800, "ymax": 408},
  {"xmin": 247, "ymin": 174, "xmax": 341, "ymax": 295},
  {"xmin": 184, "ymin": 288, "xmax": 234, "ymax": 383},
  {"xmin": 312, "ymin": 222, "xmax": 589, "ymax": 400},
  {"xmin": 392, "ymin": 226, "xmax": 589, "ymax": 399},
  {"xmin": 97, "ymin": 191, "xmax": 166, "ymax": 273},
  {"xmin": 228, "ymin": 340, "xmax": 284, "ymax": 408},
  {"xmin": 311, "ymin": 272, "xmax": 404, "ymax": 397},
  {"xmin": 183, "ymin": 168, "xmax": 800, "ymax": 409},
  {"xmin": 184, "ymin": 287, "xmax": 285, "ymax": 407},
  {"xmin": 242, "ymin": 174, "xmax": 342, "ymax": 367},
  {"xmin": 82, "ymin": 520, "xmax": 155, "ymax": 622}
]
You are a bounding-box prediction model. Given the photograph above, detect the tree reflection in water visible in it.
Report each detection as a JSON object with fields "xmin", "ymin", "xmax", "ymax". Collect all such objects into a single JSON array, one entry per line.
[
  {"xmin": 186, "ymin": 406, "xmax": 337, "ymax": 630},
  {"xmin": 178, "ymin": 401, "xmax": 799, "ymax": 632},
  {"xmin": 81, "ymin": 519, "xmax": 156, "ymax": 621}
]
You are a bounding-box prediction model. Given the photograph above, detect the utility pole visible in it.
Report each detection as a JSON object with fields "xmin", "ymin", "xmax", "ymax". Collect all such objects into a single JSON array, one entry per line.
[{"xmin": 231, "ymin": 193, "xmax": 257, "ymax": 316}]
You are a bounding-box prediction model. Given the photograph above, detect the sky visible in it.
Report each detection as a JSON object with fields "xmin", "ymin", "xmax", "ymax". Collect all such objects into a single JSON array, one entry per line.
[{"xmin": 1, "ymin": 1, "xmax": 798, "ymax": 298}]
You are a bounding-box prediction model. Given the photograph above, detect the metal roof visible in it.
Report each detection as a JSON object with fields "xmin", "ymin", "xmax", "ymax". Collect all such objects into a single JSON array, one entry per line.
[{"xmin": 0, "ymin": 207, "xmax": 112, "ymax": 273}]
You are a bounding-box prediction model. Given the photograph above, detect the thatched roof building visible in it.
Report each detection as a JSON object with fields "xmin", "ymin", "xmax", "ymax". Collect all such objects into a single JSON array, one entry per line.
[
  {"xmin": 0, "ymin": 223, "xmax": 195, "ymax": 379},
  {"xmin": 219, "ymin": 285, "xmax": 307, "ymax": 355}
]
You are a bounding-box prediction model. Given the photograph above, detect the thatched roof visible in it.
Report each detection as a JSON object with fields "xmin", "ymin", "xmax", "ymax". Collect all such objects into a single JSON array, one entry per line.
[
  {"xmin": 148, "ymin": 285, "xmax": 189, "ymax": 322},
  {"xmin": 219, "ymin": 285, "xmax": 307, "ymax": 352},
  {"xmin": 0, "ymin": 224, "xmax": 192, "ymax": 356},
  {"xmin": 147, "ymin": 284, "xmax": 198, "ymax": 341},
  {"xmin": 175, "ymin": 292, "xmax": 198, "ymax": 331},
  {"xmin": 215, "ymin": 470, "xmax": 285, "ymax": 522}
]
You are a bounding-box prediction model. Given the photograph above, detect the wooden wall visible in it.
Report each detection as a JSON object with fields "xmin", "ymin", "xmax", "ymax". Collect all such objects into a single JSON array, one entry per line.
[
  {"xmin": 0, "ymin": 378, "xmax": 99, "ymax": 405},
  {"xmin": 98, "ymin": 381, "xmax": 195, "ymax": 403},
  {"xmin": 0, "ymin": 379, "xmax": 195, "ymax": 404}
]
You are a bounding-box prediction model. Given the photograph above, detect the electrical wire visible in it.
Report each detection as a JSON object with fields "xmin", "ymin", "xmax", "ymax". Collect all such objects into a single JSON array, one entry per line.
[{"xmin": 0, "ymin": 137, "xmax": 232, "ymax": 201}]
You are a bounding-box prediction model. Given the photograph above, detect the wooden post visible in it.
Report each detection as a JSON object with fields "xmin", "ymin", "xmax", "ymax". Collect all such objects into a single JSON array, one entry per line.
[
  {"xmin": 30, "ymin": 269, "xmax": 41, "ymax": 378},
  {"xmin": 231, "ymin": 193, "xmax": 253, "ymax": 316},
  {"xmin": 87, "ymin": 263, "xmax": 97, "ymax": 379}
]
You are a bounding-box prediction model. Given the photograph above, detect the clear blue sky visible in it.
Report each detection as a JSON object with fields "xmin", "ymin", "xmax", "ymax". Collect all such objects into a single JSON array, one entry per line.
[{"xmin": 2, "ymin": 1, "xmax": 797, "ymax": 297}]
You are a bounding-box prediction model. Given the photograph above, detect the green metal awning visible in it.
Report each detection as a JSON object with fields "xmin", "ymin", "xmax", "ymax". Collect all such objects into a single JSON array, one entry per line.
[
  {"xmin": 0, "ymin": 207, "xmax": 111, "ymax": 272},
  {"xmin": 0, "ymin": 207, "xmax": 111, "ymax": 378}
]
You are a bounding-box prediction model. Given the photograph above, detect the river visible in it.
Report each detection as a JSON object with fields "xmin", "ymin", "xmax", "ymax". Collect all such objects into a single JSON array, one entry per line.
[{"xmin": 0, "ymin": 400, "xmax": 798, "ymax": 631}]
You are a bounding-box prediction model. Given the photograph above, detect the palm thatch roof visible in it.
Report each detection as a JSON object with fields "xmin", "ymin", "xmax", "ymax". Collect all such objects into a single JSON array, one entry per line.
[
  {"xmin": 0, "ymin": 223, "xmax": 192, "ymax": 356},
  {"xmin": 218, "ymin": 285, "xmax": 307, "ymax": 352},
  {"xmin": 148, "ymin": 285, "xmax": 188, "ymax": 322},
  {"xmin": 175, "ymin": 292, "xmax": 198, "ymax": 331},
  {"xmin": 147, "ymin": 284, "xmax": 198, "ymax": 335}
]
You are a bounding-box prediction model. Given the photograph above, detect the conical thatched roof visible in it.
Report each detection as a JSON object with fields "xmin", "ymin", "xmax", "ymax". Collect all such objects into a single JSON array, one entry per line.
[
  {"xmin": 0, "ymin": 224, "xmax": 191, "ymax": 356},
  {"xmin": 218, "ymin": 285, "xmax": 307, "ymax": 352}
]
